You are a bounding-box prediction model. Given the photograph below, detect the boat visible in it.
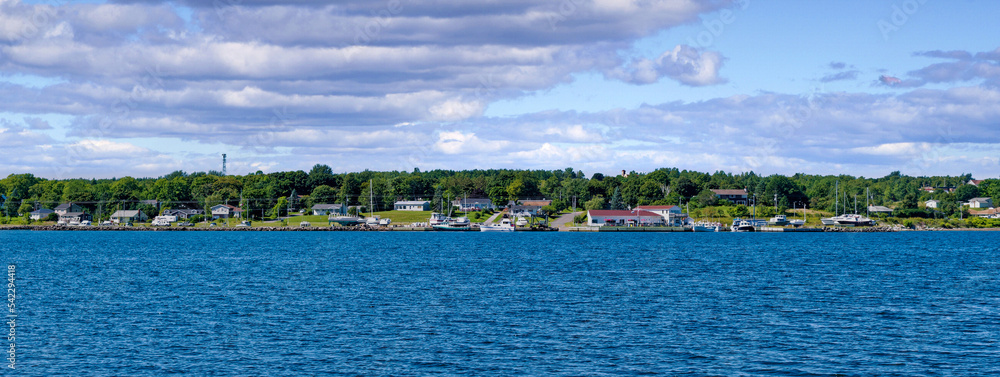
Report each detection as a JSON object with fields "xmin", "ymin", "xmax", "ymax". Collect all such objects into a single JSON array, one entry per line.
[
  {"xmin": 788, "ymin": 219, "xmax": 805, "ymax": 227},
  {"xmin": 767, "ymin": 214, "xmax": 789, "ymax": 226},
  {"xmin": 365, "ymin": 216, "xmax": 380, "ymax": 226},
  {"xmin": 379, "ymin": 218, "xmax": 392, "ymax": 226},
  {"xmin": 451, "ymin": 216, "xmax": 471, "ymax": 227},
  {"xmin": 433, "ymin": 222, "xmax": 471, "ymax": 231},
  {"xmin": 692, "ymin": 221, "xmax": 721, "ymax": 232},
  {"xmin": 515, "ymin": 217, "xmax": 528, "ymax": 227},
  {"xmin": 831, "ymin": 213, "xmax": 875, "ymax": 226},
  {"xmin": 329, "ymin": 215, "xmax": 363, "ymax": 226},
  {"xmin": 429, "ymin": 212, "xmax": 450, "ymax": 226},
  {"xmin": 299, "ymin": 221, "xmax": 311, "ymax": 227},
  {"xmin": 731, "ymin": 218, "xmax": 756, "ymax": 232},
  {"xmin": 480, "ymin": 218, "xmax": 515, "ymax": 232}
]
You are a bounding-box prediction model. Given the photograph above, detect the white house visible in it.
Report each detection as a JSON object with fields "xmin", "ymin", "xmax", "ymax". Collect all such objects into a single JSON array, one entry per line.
[
  {"xmin": 211, "ymin": 204, "xmax": 244, "ymax": 219},
  {"xmin": 586, "ymin": 210, "xmax": 665, "ymax": 227},
  {"xmin": 29, "ymin": 208, "xmax": 54, "ymax": 220},
  {"xmin": 311, "ymin": 203, "xmax": 345, "ymax": 216},
  {"xmin": 509, "ymin": 205, "xmax": 543, "ymax": 217},
  {"xmin": 635, "ymin": 205, "xmax": 688, "ymax": 227},
  {"xmin": 110, "ymin": 210, "xmax": 147, "ymax": 224},
  {"xmin": 925, "ymin": 200, "xmax": 939, "ymax": 209},
  {"xmin": 58, "ymin": 212, "xmax": 91, "ymax": 225},
  {"xmin": 452, "ymin": 198, "xmax": 495, "ymax": 211},
  {"xmin": 967, "ymin": 197, "xmax": 994, "ymax": 209},
  {"xmin": 162, "ymin": 209, "xmax": 203, "ymax": 219},
  {"xmin": 54, "ymin": 203, "xmax": 82, "ymax": 215},
  {"xmin": 394, "ymin": 201, "xmax": 430, "ymax": 211}
]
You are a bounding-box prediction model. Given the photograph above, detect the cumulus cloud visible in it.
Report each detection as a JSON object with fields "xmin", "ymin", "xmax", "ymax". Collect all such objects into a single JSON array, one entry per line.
[{"xmin": 606, "ymin": 44, "xmax": 726, "ymax": 86}]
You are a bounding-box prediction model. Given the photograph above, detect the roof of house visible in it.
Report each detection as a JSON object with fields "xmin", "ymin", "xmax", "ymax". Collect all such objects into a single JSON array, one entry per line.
[
  {"xmin": 635, "ymin": 205, "xmax": 680, "ymax": 210},
  {"xmin": 969, "ymin": 197, "xmax": 993, "ymax": 203},
  {"xmin": 588, "ymin": 210, "xmax": 662, "ymax": 217},
  {"xmin": 111, "ymin": 210, "xmax": 142, "ymax": 217},
  {"xmin": 54, "ymin": 203, "xmax": 75, "ymax": 210},
  {"xmin": 711, "ymin": 189, "xmax": 747, "ymax": 196},
  {"xmin": 395, "ymin": 201, "xmax": 429, "ymax": 205},
  {"xmin": 453, "ymin": 198, "xmax": 492, "ymax": 204},
  {"xmin": 970, "ymin": 208, "xmax": 1000, "ymax": 215},
  {"xmin": 61, "ymin": 212, "xmax": 86, "ymax": 217},
  {"xmin": 969, "ymin": 180, "xmax": 984, "ymax": 185},
  {"xmin": 311, "ymin": 203, "xmax": 343, "ymax": 210},
  {"xmin": 163, "ymin": 209, "xmax": 202, "ymax": 214},
  {"xmin": 519, "ymin": 200, "xmax": 552, "ymax": 207},
  {"xmin": 211, "ymin": 204, "xmax": 243, "ymax": 211}
]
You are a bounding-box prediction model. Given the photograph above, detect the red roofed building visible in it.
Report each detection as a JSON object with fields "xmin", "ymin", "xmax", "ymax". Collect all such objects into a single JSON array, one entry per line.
[{"xmin": 586, "ymin": 210, "xmax": 665, "ymax": 227}]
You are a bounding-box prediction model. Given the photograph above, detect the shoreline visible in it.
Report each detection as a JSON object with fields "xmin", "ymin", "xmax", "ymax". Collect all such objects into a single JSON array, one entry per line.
[{"xmin": 2, "ymin": 225, "xmax": 999, "ymax": 232}]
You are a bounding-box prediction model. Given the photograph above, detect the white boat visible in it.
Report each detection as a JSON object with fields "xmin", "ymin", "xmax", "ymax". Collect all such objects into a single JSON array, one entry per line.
[
  {"xmin": 788, "ymin": 219, "xmax": 805, "ymax": 227},
  {"xmin": 451, "ymin": 216, "xmax": 470, "ymax": 227},
  {"xmin": 730, "ymin": 218, "xmax": 755, "ymax": 232},
  {"xmin": 480, "ymin": 218, "xmax": 516, "ymax": 232},
  {"xmin": 379, "ymin": 218, "xmax": 392, "ymax": 226},
  {"xmin": 365, "ymin": 216, "xmax": 380, "ymax": 226},
  {"xmin": 515, "ymin": 217, "xmax": 528, "ymax": 227},
  {"xmin": 767, "ymin": 214, "xmax": 789, "ymax": 226},
  {"xmin": 429, "ymin": 212, "xmax": 450, "ymax": 226},
  {"xmin": 832, "ymin": 213, "xmax": 875, "ymax": 226},
  {"xmin": 692, "ymin": 221, "xmax": 721, "ymax": 232},
  {"xmin": 299, "ymin": 221, "xmax": 311, "ymax": 227},
  {"xmin": 329, "ymin": 215, "xmax": 363, "ymax": 226}
]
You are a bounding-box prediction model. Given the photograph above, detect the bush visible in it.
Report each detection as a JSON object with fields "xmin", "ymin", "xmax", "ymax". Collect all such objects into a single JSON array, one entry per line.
[
  {"xmin": 188, "ymin": 214, "xmax": 206, "ymax": 223},
  {"xmin": 573, "ymin": 213, "xmax": 588, "ymax": 225}
]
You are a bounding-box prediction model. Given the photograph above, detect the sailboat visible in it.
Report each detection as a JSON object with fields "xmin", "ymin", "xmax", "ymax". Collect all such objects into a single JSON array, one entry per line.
[
  {"xmin": 329, "ymin": 189, "xmax": 362, "ymax": 226},
  {"xmin": 821, "ymin": 182, "xmax": 875, "ymax": 226}
]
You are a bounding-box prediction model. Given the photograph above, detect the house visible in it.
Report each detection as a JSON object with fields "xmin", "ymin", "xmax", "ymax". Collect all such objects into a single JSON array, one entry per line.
[
  {"xmin": 635, "ymin": 205, "xmax": 688, "ymax": 227},
  {"xmin": 586, "ymin": 210, "xmax": 665, "ymax": 227},
  {"xmin": 211, "ymin": 204, "xmax": 243, "ymax": 219},
  {"xmin": 970, "ymin": 208, "xmax": 1000, "ymax": 218},
  {"xmin": 311, "ymin": 203, "xmax": 345, "ymax": 216},
  {"xmin": 54, "ymin": 203, "xmax": 82, "ymax": 215},
  {"xmin": 394, "ymin": 201, "xmax": 430, "ymax": 211},
  {"xmin": 519, "ymin": 200, "xmax": 552, "ymax": 208},
  {"xmin": 58, "ymin": 212, "xmax": 91, "ymax": 224},
  {"xmin": 867, "ymin": 205, "xmax": 894, "ymax": 215},
  {"xmin": 967, "ymin": 197, "xmax": 994, "ymax": 209},
  {"xmin": 29, "ymin": 208, "xmax": 54, "ymax": 220},
  {"xmin": 711, "ymin": 189, "xmax": 748, "ymax": 205},
  {"xmin": 452, "ymin": 198, "xmax": 495, "ymax": 211},
  {"xmin": 968, "ymin": 179, "xmax": 984, "ymax": 186},
  {"xmin": 110, "ymin": 210, "xmax": 147, "ymax": 224},
  {"xmin": 162, "ymin": 209, "xmax": 203, "ymax": 219},
  {"xmin": 509, "ymin": 205, "xmax": 543, "ymax": 217},
  {"xmin": 924, "ymin": 200, "xmax": 939, "ymax": 209}
]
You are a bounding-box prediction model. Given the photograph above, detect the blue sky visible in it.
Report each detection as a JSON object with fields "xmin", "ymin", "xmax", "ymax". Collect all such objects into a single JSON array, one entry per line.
[{"xmin": 1, "ymin": 0, "xmax": 999, "ymax": 179}]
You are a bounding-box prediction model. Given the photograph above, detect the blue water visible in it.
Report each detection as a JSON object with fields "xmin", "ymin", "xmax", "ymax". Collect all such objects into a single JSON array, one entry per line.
[{"xmin": 2, "ymin": 230, "xmax": 999, "ymax": 375}]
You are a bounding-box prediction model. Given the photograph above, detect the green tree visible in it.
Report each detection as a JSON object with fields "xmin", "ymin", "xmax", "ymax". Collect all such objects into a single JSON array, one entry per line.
[
  {"xmin": 954, "ymin": 184, "xmax": 980, "ymax": 202},
  {"xmin": 695, "ymin": 189, "xmax": 718, "ymax": 208},
  {"xmin": 506, "ymin": 179, "xmax": 524, "ymax": 203},
  {"xmin": 609, "ymin": 187, "xmax": 625, "ymax": 210},
  {"xmin": 584, "ymin": 195, "xmax": 606, "ymax": 210},
  {"xmin": 730, "ymin": 204, "xmax": 750, "ymax": 218}
]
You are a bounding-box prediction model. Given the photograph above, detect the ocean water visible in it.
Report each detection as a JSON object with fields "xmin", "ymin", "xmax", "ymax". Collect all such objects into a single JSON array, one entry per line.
[{"xmin": 2, "ymin": 230, "xmax": 999, "ymax": 376}]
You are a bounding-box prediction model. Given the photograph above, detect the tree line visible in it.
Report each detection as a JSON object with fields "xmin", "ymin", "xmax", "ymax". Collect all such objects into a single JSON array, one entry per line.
[{"xmin": 0, "ymin": 166, "xmax": 996, "ymax": 221}]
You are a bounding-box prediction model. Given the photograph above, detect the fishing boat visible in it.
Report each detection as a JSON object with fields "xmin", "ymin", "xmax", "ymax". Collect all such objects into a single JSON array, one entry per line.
[
  {"xmin": 767, "ymin": 214, "xmax": 790, "ymax": 226},
  {"xmin": 731, "ymin": 218, "xmax": 756, "ymax": 232},
  {"xmin": 480, "ymin": 218, "xmax": 515, "ymax": 232},
  {"xmin": 429, "ymin": 212, "xmax": 450, "ymax": 226},
  {"xmin": 692, "ymin": 221, "xmax": 721, "ymax": 232}
]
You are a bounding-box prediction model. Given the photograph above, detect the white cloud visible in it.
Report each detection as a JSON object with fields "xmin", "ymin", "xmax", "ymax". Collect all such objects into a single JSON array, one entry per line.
[{"xmin": 434, "ymin": 131, "xmax": 507, "ymax": 155}]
